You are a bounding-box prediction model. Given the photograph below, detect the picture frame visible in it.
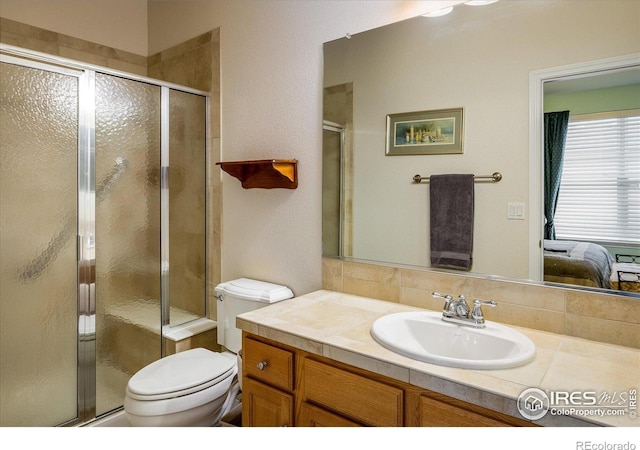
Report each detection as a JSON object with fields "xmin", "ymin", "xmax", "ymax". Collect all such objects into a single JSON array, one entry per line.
[{"xmin": 385, "ymin": 108, "xmax": 464, "ymax": 155}]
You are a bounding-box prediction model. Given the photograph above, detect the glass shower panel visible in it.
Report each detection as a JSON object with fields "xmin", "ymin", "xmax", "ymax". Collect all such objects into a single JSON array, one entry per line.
[
  {"xmin": 0, "ymin": 62, "xmax": 79, "ymax": 426},
  {"xmin": 322, "ymin": 127, "xmax": 343, "ymax": 257},
  {"xmin": 94, "ymin": 73, "xmax": 162, "ymax": 416},
  {"xmin": 168, "ymin": 90, "xmax": 207, "ymax": 326}
]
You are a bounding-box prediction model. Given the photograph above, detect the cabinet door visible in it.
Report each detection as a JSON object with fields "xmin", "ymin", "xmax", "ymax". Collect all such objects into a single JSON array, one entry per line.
[
  {"xmin": 418, "ymin": 393, "xmax": 531, "ymax": 427},
  {"xmin": 301, "ymin": 358, "xmax": 403, "ymax": 426},
  {"xmin": 242, "ymin": 377, "xmax": 293, "ymax": 427},
  {"xmin": 298, "ymin": 402, "xmax": 362, "ymax": 427}
]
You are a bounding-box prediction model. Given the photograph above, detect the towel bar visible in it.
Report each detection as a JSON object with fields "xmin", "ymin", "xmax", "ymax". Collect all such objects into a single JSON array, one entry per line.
[{"xmin": 412, "ymin": 172, "xmax": 502, "ymax": 183}]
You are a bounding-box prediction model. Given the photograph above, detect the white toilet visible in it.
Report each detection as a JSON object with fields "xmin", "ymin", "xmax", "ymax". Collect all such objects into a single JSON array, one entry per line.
[{"xmin": 124, "ymin": 278, "xmax": 293, "ymax": 427}]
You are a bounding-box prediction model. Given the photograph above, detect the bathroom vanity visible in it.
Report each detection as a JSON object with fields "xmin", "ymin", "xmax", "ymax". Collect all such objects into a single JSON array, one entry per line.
[
  {"xmin": 237, "ymin": 290, "xmax": 639, "ymax": 427},
  {"xmin": 241, "ymin": 333, "xmax": 534, "ymax": 426}
]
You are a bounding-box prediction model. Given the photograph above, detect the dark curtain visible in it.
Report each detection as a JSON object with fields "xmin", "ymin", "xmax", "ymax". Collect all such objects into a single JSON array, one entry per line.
[{"xmin": 543, "ymin": 110, "xmax": 570, "ymax": 240}]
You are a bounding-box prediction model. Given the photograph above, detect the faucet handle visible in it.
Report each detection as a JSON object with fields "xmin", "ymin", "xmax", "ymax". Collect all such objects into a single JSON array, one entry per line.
[
  {"xmin": 473, "ymin": 299, "xmax": 497, "ymax": 307},
  {"xmin": 471, "ymin": 299, "xmax": 497, "ymax": 321},
  {"xmin": 432, "ymin": 291, "xmax": 453, "ymax": 310}
]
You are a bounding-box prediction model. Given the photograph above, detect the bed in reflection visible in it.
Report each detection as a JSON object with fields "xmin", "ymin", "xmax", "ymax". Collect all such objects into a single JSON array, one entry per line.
[{"xmin": 543, "ymin": 239, "xmax": 640, "ymax": 292}]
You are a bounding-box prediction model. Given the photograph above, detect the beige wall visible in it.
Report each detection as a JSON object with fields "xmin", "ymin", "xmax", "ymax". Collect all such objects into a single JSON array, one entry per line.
[{"xmin": 146, "ymin": 1, "xmax": 464, "ymax": 296}]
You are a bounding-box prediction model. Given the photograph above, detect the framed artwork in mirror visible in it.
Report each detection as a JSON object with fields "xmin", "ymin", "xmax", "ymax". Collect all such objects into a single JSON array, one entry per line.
[{"xmin": 386, "ymin": 107, "xmax": 464, "ymax": 155}]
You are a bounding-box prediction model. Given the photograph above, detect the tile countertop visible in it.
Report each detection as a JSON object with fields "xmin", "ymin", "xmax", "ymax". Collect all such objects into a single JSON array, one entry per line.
[{"xmin": 236, "ymin": 289, "xmax": 640, "ymax": 427}]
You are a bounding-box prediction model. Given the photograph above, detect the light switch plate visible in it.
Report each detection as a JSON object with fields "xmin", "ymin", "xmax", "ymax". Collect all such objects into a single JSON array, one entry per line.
[{"xmin": 507, "ymin": 202, "xmax": 525, "ymax": 220}]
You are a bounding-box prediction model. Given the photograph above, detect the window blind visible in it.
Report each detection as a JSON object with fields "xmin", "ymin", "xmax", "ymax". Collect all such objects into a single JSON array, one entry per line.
[{"xmin": 554, "ymin": 110, "xmax": 640, "ymax": 245}]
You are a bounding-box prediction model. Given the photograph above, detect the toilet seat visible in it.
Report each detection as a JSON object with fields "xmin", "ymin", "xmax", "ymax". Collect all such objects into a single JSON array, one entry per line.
[
  {"xmin": 126, "ymin": 348, "xmax": 236, "ymax": 401},
  {"xmin": 124, "ymin": 348, "xmax": 238, "ymax": 420}
]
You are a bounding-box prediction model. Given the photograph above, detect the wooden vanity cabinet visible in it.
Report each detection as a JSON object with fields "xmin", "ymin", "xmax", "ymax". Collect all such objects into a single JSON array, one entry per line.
[
  {"xmin": 415, "ymin": 391, "xmax": 535, "ymax": 427},
  {"xmin": 297, "ymin": 402, "xmax": 362, "ymax": 427},
  {"xmin": 300, "ymin": 358, "xmax": 403, "ymax": 426},
  {"xmin": 241, "ymin": 335, "xmax": 295, "ymax": 426},
  {"xmin": 242, "ymin": 377, "xmax": 293, "ymax": 427},
  {"xmin": 241, "ymin": 333, "xmax": 534, "ymax": 427}
]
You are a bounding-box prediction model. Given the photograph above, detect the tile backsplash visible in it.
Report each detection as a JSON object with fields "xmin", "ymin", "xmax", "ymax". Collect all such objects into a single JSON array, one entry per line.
[{"xmin": 322, "ymin": 257, "xmax": 640, "ymax": 349}]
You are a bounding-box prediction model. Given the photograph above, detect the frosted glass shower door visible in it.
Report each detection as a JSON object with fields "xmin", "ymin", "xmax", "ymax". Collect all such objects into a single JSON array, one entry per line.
[
  {"xmin": 94, "ymin": 73, "xmax": 162, "ymax": 416},
  {"xmin": 1, "ymin": 50, "xmax": 208, "ymax": 425},
  {"xmin": 322, "ymin": 125, "xmax": 344, "ymax": 258},
  {"xmin": 0, "ymin": 61, "xmax": 79, "ymax": 426},
  {"xmin": 168, "ymin": 89, "xmax": 207, "ymax": 325}
]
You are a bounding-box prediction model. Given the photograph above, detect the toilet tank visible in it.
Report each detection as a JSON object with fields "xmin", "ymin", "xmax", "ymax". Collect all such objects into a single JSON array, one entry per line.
[{"xmin": 214, "ymin": 278, "xmax": 293, "ymax": 353}]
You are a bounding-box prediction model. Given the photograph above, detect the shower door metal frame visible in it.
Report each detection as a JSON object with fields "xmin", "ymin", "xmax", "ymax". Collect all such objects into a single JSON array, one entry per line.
[
  {"xmin": 0, "ymin": 44, "xmax": 210, "ymax": 426},
  {"xmin": 322, "ymin": 120, "xmax": 346, "ymax": 257},
  {"xmin": 77, "ymin": 67, "xmax": 97, "ymax": 424}
]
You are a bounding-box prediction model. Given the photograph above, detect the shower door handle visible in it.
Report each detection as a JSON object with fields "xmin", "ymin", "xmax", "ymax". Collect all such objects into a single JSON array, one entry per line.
[{"xmin": 78, "ymin": 234, "xmax": 96, "ymax": 285}]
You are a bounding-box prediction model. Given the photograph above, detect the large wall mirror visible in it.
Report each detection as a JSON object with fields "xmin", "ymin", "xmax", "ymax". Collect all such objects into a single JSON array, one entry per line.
[{"xmin": 322, "ymin": 0, "xmax": 640, "ymax": 298}]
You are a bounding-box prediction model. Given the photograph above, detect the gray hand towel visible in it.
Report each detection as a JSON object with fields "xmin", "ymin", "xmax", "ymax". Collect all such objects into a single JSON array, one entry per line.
[{"xmin": 430, "ymin": 174, "xmax": 474, "ymax": 270}]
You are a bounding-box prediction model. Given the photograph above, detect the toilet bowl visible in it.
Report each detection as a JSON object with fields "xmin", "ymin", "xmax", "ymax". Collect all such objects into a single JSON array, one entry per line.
[
  {"xmin": 124, "ymin": 278, "xmax": 293, "ymax": 427},
  {"xmin": 124, "ymin": 348, "xmax": 239, "ymax": 427}
]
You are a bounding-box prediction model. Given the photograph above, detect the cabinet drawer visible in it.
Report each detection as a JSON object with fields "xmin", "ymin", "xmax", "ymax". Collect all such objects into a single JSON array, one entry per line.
[
  {"xmin": 298, "ymin": 402, "xmax": 362, "ymax": 427},
  {"xmin": 418, "ymin": 393, "xmax": 536, "ymax": 427},
  {"xmin": 244, "ymin": 337, "xmax": 294, "ymax": 391},
  {"xmin": 301, "ymin": 358, "xmax": 403, "ymax": 427}
]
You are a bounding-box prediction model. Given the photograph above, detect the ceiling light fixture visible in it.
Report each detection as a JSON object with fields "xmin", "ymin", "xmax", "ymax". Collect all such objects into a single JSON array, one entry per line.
[{"xmin": 422, "ymin": 6, "xmax": 454, "ymax": 18}]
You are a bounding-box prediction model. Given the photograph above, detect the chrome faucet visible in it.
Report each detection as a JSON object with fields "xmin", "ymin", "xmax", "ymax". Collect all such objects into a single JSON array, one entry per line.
[{"xmin": 432, "ymin": 292, "xmax": 496, "ymax": 328}]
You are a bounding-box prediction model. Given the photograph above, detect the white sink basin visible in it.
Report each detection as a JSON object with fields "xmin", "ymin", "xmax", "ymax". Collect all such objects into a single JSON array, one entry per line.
[{"xmin": 370, "ymin": 311, "xmax": 536, "ymax": 370}]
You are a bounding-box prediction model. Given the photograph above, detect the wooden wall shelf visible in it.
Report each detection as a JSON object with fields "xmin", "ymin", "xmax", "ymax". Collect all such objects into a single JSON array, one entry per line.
[{"xmin": 216, "ymin": 159, "xmax": 298, "ymax": 189}]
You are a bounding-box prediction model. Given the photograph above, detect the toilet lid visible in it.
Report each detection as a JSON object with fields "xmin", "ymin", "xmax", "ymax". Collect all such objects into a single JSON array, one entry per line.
[
  {"xmin": 127, "ymin": 348, "xmax": 235, "ymax": 398},
  {"xmin": 215, "ymin": 278, "xmax": 293, "ymax": 303}
]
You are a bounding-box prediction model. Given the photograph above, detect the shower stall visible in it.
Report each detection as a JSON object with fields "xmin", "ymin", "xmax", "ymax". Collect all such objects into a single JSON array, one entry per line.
[{"xmin": 0, "ymin": 46, "xmax": 210, "ymax": 426}]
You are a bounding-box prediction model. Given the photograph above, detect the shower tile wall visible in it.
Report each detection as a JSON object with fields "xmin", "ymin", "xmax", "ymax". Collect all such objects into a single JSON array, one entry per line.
[
  {"xmin": 147, "ymin": 30, "xmax": 222, "ymax": 329},
  {"xmin": 0, "ymin": 18, "xmax": 147, "ymax": 75},
  {"xmin": 147, "ymin": 31, "xmax": 222, "ymax": 327},
  {"xmin": 147, "ymin": 30, "xmax": 216, "ymax": 92}
]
